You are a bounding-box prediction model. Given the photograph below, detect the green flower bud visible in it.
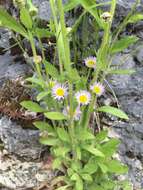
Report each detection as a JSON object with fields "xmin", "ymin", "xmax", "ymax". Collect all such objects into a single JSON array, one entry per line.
[{"xmin": 13, "ymin": 0, "xmax": 26, "ymax": 9}]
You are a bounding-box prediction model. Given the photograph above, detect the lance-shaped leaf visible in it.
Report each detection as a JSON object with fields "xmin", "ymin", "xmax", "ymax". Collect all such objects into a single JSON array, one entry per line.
[
  {"xmin": 0, "ymin": 8, "xmax": 28, "ymax": 38},
  {"xmin": 98, "ymin": 106, "xmax": 129, "ymax": 120},
  {"xmin": 21, "ymin": 101, "xmax": 45, "ymax": 112},
  {"xmin": 128, "ymin": 13, "xmax": 143, "ymax": 23},
  {"xmin": 20, "ymin": 8, "xmax": 33, "ymax": 29},
  {"xmin": 44, "ymin": 112, "xmax": 67, "ymax": 120},
  {"xmin": 110, "ymin": 36, "xmax": 138, "ymax": 54}
]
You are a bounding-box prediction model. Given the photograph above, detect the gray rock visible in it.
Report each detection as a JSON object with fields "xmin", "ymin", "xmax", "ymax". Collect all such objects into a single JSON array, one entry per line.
[
  {"xmin": 134, "ymin": 43, "xmax": 143, "ymax": 64},
  {"xmin": 0, "ymin": 117, "xmax": 44, "ymax": 160},
  {"xmin": 0, "ymin": 152, "xmax": 54, "ymax": 190},
  {"xmin": 111, "ymin": 48, "xmax": 143, "ymax": 188},
  {"xmin": 110, "ymin": 53, "xmax": 143, "ymax": 97},
  {"xmin": 33, "ymin": 0, "xmax": 68, "ymax": 21},
  {"xmin": 0, "ymin": 53, "xmax": 31, "ymax": 86},
  {"xmin": 0, "ymin": 29, "xmax": 11, "ymax": 50},
  {"xmin": 33, "ymin": 0, "xmax": 51, "ymax": 21}
]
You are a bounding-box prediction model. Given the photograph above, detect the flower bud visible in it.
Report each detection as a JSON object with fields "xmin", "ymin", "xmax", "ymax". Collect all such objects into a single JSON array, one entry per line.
[
  {"xmin": 101, "ymin": 12, "xmax": 112, "ymax": 22},
  {"xmin": 13, "ymin": 0, "xmax": 26, "ymax": 9},
  {"xmin": 33, "ymin": 55, "xmax": 42, "ymax": 64}
]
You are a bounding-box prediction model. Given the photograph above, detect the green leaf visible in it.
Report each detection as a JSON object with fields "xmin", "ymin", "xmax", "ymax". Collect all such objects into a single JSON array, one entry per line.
[
  {"xmin": 75, "ymin": 147, "xmax": 81, "ymax": 160},
  {"xmin": 97, "ymin": 106, "xmax": 129, "ymax": 120},
  {"xmin": 83, "ymin": 161, "xmax": 98, "ymax": 174},
  {"xmin": 64, "ymin": 0, "xmax": 80, "ymax": 12},
  {"xmin": 44, "ymin": 61, "xmax": 59, "ymax": 78},
  {"xmin": 20, "ymin": 8, "xmax": 32, "ymax": 29},
  {"xmin": 78, "ymin": 130, "xmax": 95, "ymax": 141},
  {"xmin": 68, "ymin": 68, "xmax": 80, "ymax": 82},
  {"xmin": 71, "ymin": 161, "xmax": 82, "ymax": 172},
  {"xmin": 75, "ymin": 176, "xmax": 83, "ymax": 190},
  {"xmin": 81, "ymin": 173, "xmax": 93, "ymax": 182},
  {"xmin": 83, "ymin": 145, "xmax": 105, "ymax": 157},
  {"xmin": 21, "ymin": 101, "xmax": 45, "ymax": 112},
  {"xmin": 71, "ymin": 173, "xmax": 83, "ymax": 190},
  {"xmin": 57, "ymin": 128, "xmax": 70, "ymax": 142},
  {"xmin": 101, "ymin": 139, "xmax": 120, "ymax": 157},
  {"xmin": 39, "ymin": 136, "xmax": 59, "ymax": 146},
  {"xmin": 107, "ymin": 160, "xmax": 128, "ymax": 174},
  {"xmin": 0, "ymin": 8, "xmax": 27, "ymax": 38},
  {"xmin": 34, "ymin": 28, "xmax": 53, "ymax": 38},
  {"xmin": 33, "ymin": 121, "xmax": 55, "ymax": 133},
  {"xmin": 37, "ymin": 91, "xmax": 50, "ymax": 101},
  {"xmin": 78, "ymin": 0, "xmax": 103, "ymax": 28},
  {"xmin": 128, "ymin": 14, "xmax": 143, "ymax": 23},
  {"xmin": 52, "ymin": 157, "xmax": 62, "ymax": 169},
  {"xmin": 98, "ymin": 163, "xmax": 108, "ymax": 173},
  {"xmin": 108, "ymin": 69, "xmax": 136, "ymax": 75},
  {"xmin": 44, "ymin": 112, "xmax": 67, "ymax": 120},
  {"xmin": 95, "ymin": 130, "xmax": 108, "ymax": 143},
  {"xmin": 55, "ymin": 185, "xmax": 70, "ymax": 190},
  {"xmin": 54, "ymin": 146, "xmax": 71, "ymax": 157},
  {"xmin": 71, "ymin": 173, "xmax": 80, "ymax": 181},
  {"xmin": 110, "ymin": 36, "xmax": 138, "ymax": 54},
  {"xmin": 26, "ymin": 77, "xmax": 45, "ymax": 87}
]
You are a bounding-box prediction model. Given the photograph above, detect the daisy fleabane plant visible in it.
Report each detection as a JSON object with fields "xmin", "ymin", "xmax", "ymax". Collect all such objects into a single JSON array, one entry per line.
[
  {"xmin": 84, "ymin": 56, "xmax": 96, "ymax": 69},
  {"xmin": 90, "ymin": 82, "xmax": 105, "ymax": 96},
  {"xmin": 52, "ymin": 83, "xmax": 68, "ymax": 101},
  {"xmin": 75, "ymin": 90, "xmax": 91, "ymax": 105}
]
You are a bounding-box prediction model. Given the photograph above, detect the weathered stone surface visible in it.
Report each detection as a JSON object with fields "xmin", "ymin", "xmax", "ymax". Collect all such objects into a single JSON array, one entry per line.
[
  {"xmin": 0, "ymin": 53, "xmax": 31, "ymax": 87},
  {"xmin": 0, "ymin": 152, "xmax": 54, "ymax": 190},
  {"xmin": 0, "ymin": 29, "xmax": 11, "ymax": 50},
  {"xmin": 0, "ymin": 117, "xmax": 45, "ymax": 161},
  {"xmin": 111, "ymin": 43, "xmax": 143, "ymax": 189}
]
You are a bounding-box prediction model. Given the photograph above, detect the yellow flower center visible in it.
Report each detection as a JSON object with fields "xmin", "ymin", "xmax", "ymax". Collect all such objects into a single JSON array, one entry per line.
[
  {"xmin": 93, "ymin": 86, "xmax": 101, "ymax": 94},
  {"xmin": 87, "ymin": 60, "xmax": 95, "ymax": 66},
  {"xmin": 56, "ymin": 88, "xmax": 64, "ymax": 97},
  {"xmin": 79, "ymin": 95, "xmax": 88, "ymax": 103}
]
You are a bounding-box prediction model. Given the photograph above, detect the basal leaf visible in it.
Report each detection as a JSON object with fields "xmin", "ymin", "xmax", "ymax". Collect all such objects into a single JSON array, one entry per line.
[
  {"xmin": 97, "ymin": 106, "xmax": 129, "ymax": 120},
  {"xmin": 83, "ymin": 145, "xmax": 105, "ymax": 157},
  {"xmin": 33, "ymin": 121, "xmax": 55, "ymax": 133},
  {"xmin": 44, "ymin": 112, "xmax": 67, "ymax": 120},
  {"xmin": 21, "ymin": 101, "xmax": 45, "ymax": 112},
  {"xmin": 81, "ymin": 173, "xmax": 93, "ymax": 182},
  {"xmin": 39, "ymin": 136, "xmax": 59, "ymax": 146},
  {"xmin": 107, "ymin": 160, "xmax": 128, "ymax": 174},
  {"xmin": 83, "ymin": 161, "xmax": 98, "ymax": 174},
  {"xmin": 57, "ymin": 128, "xmax": 70, "ymax": 142},
  {"xmin": 98, "ymin": 163, "xmax": 108, "ymax": 173}
]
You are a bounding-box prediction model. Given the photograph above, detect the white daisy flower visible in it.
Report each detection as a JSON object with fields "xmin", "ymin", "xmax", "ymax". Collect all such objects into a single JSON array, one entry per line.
[
  {"xmin": 75, "ymin": 90, "xmax": 91, "ymax": 105},
  {"xmin": 63, "ymin": 106, "xmax": 82, "ymax": 121},
  {"xmin": 52, "ymin": 83, "xmax": 68, "ymax": 101},
  {"xmin": 90, "ymin": 82, "xmax": 104, "ymax": 96},
  {"xmin": 84, "ymin": 56, "xmax": 96, "ymax": 69}
]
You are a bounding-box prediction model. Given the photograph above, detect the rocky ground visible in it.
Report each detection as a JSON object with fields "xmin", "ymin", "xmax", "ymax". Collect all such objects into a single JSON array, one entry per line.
[{"xmin": 0, "ymin": 0, "xmax": 143, "ymax": 189}]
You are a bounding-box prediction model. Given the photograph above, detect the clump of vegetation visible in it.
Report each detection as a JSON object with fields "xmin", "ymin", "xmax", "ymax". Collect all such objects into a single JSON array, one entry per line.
[{"xmin": 0, "ymin": 0, "xmax": 142, "ymax": 189}]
